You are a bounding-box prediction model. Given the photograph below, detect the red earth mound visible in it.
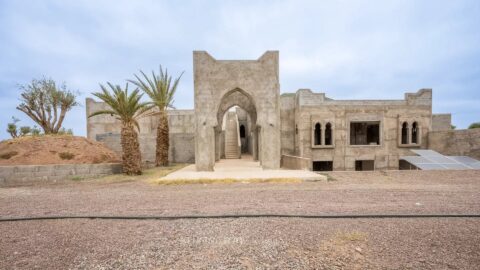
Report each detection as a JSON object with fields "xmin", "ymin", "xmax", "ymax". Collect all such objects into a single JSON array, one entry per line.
[{"xmin": 0, "ymin": 135, "xmax": 120, "ymax": 165}]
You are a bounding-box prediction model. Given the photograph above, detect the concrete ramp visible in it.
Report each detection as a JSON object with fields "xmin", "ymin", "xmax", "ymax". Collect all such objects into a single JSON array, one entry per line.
[{"xmin": 161, "ymin": 157, "xmax": 325, "ymax": 181}]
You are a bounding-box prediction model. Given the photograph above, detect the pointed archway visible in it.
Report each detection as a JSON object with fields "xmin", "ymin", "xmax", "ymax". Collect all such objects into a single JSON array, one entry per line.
[
  {"xmin": 193, "ymin": 51, "xmax": 281, "ymax": 171},
  {"xmin": 215, "ymin": 88, "xmax": 258, "ymax": 161}
]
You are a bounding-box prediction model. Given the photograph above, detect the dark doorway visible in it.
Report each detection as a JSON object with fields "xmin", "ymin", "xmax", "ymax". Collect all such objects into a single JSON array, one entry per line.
[
  {"xmin": 355, "ymin": 160, "xmax": 375, "ymax": 171},
  {"xmin": 313, "ymin": 161, "xmax": 333, "ymax": 171},
  {"xmin": 240, "ymin": 125, "xmax": 246, "ymax": 138}
]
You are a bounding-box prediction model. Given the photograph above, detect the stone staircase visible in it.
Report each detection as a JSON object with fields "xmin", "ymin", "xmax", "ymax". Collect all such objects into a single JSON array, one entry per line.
[{"xmin": 225, "ymin": 113, "xmax": 240, "ymax": 159}]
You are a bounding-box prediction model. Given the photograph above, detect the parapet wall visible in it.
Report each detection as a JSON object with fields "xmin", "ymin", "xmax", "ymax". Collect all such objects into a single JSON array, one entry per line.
[
  {"xmin": 0, "ymin": 163, "xmax": 122, "ymax": 186},
  {"xmin": 428, "ymin": 128, "xmax": 480, "ymax": 160},
  {"xmin": 432, "ymin": 114, "xmax": 452, "ymax": 131}
]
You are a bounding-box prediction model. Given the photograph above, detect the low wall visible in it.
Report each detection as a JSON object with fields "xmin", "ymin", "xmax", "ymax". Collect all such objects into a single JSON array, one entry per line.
[
  {"xmin": 0, "ymin": 163, "xmax": 122, "ymax": 186},
  {"xmin": 428, "ymin": 128, "xmax": 480, "ymax": 160},
  {"xmin": 281, "ymin": 154, "xmax": 312, "ymax": 170}
]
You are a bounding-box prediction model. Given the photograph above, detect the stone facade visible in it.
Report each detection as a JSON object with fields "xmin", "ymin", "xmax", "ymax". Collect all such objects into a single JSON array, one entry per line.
[
  {"xmin": 286, "ymin": 88, "xmax": 434, "ymax": 170},
  {"xmin": 86, "ymin": 50, "xmax": 478, "ymax": 171}
]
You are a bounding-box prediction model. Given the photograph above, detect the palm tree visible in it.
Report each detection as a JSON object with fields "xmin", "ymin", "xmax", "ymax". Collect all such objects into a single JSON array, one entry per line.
[
  {"xmin": 89, "ymin": 83, "xmax": 150, "ymax": 175},
  {"xmin": 129, "ymin": 66, "xmax": 183, "ymax": 166}
]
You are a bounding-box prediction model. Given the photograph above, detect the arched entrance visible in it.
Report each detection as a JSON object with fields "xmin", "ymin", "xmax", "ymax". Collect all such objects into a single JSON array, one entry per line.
[
  {"xmin": 215, "ymin": 88, "xmax": 259, "ymax": 161},
  {"xmin": 193, "ymin": 51, "xmax": 281, "ymax": 171}
]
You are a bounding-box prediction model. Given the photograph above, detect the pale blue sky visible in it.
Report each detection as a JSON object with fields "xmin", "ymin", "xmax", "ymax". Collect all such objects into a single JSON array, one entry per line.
[{"xmin": 0, "ymin": 0, "xmax": 479, "ymax": 139}]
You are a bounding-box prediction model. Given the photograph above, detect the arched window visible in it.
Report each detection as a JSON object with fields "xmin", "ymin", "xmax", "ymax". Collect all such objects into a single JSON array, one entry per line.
[
  {"xmin": 240, "ymin": 125, "xmax": 246, "ymax": 138},
  {"xmin": 401, "ymin": 122, "xmax": 408, "ymax": 144},
  {"xmin": 314, "ymin": 123, "xmax": 322, "ymax": 145},
  {"xmin": 411, "ymin": 122, "xmax": 418, "ymax": 144},
  {"xmin": 325, "ymin": 122, "xmax": 332, "ymax": 145}
]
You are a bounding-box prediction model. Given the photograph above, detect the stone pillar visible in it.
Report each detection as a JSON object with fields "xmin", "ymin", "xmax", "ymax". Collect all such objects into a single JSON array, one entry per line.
[
  {"xmin": 195, "ymin": 125, "xmax": 215, "ymax": 171},
  {"xmin": 215, "ymin": 128, "xmax": 221, "ymax": 161},
  {"xmin": 260, "ymin": 124, "xmax": 281, "ymax": 169}
]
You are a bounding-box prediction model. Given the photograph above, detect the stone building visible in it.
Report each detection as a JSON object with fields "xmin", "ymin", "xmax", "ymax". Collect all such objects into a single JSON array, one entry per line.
[{"xmin": 87, "ymin": 51, "xmax": 478, "ymax": 171}]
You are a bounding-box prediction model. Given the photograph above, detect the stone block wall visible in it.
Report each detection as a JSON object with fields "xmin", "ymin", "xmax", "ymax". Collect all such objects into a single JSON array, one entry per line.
[
  {"xmin": 87, "ymin": 98, "xmax": 196, "ymax": 164},
  {"xmin": 432, "ymin": 114, "xmax": 452, "ymax": 131},
  {"xmin": 280, "ymin": 94, "xmax": 295, "ymax": 155},
  {"xmin": 0, "ymin": 163, "xmax": 122, "ymax": 186},
  {"xmin": 428, "ymin": 128, "xmax": 480, "ymax": 160}
]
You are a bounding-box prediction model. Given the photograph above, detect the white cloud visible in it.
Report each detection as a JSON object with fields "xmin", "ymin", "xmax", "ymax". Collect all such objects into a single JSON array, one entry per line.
[{"xmin": 0, "ymin": 0, "xmax": 479, "ymax": 139}]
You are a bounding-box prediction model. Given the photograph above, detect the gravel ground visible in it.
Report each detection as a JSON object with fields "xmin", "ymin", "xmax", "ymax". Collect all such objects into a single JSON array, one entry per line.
[
  {"xmin": 0, "ymin": 170, "xmax": 479, "ymax": 269},
  {"xmin": 1, "ymin": 218, "xmax": 478, "ymax": 269}
]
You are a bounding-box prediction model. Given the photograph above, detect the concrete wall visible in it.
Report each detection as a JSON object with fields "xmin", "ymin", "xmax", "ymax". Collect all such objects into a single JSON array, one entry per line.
[
  {"xmin": 428, "ymin": 128, "xmax": 480, "ymax": 160},
  {"xmin": 193, "ymin": 51, "xmax": 281, "ymax": 170},
  {"xmin": 86, "ymin": 98, "xmax": 195, "ymax": 164},
  {"xmin": 0, "ymin": 163, "xmax": 122, "ymax": 186},
  {"xmin": 432, "ymin": 114, "xmax": 452, "ymax": 131},
  {"xmin": 280, "ymin": 94, "xmax": 296, "ymax": 155},
  {"xmin": 281, "ymin": 154, "xmax": 311, "ymax": 170},
  {"xmin": 289, "ymin": 88, "xmax": 433, "ymax": 170}
]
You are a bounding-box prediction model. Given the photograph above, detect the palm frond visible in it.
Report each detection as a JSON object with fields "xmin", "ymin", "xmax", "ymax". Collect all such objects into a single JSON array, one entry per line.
[
  {"xmin": 88, "ymin": 109, "xmax": 117, "ymax": 118},
  {"xmin": 129, "ymin": 65, "xmax": 183, "ymax": 111},
  {"xmin": 90, "ymin": 82, "xmax": 149, "ymax": 131}
]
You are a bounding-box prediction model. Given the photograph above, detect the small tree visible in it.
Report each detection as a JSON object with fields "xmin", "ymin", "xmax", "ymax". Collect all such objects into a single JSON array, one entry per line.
[
  {"xmin": 6, "ymin": 117, "xmax": 20, "ymax": 138},
  {"xmin": 468, "ymin": 122, "xmax": 480, "ymax": 129},
  {"xmin": 19, "ymin": 126, "xmax": 31, "ymax": 136},
  {"xmin": 89, "ymin": 83, "xmax": 150, "ymax": 175},
  {"xmin": 16, "ymin": 78, "xmax": 78, "ymax": 134}
]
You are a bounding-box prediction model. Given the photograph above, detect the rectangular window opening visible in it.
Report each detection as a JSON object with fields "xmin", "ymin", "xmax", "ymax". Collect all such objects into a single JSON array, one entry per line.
[
  {"xmin": 313, "ymin": 161, "xmax": 333, "ymax": 171},
  {"xmin": 355, "ymin": 160, "xmax": 375, "ymax": 171},
  {"xmin": 350, "ymin": 122, "xmax": 380, "ymax": 145}
]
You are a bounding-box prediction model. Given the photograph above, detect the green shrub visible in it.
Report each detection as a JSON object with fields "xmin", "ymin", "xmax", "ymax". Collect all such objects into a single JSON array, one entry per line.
[
  {"xmin": 59, "ymin": 152, "xmax": 75, "ymax": 160},
  {"xmin": 468, "ymin": 122, "xmax": 480, "ymax": 129},
  {"xmin": 19, "ymin": 126, "xmax": 31, "ymax": 136},
  {"xmin": 31, "ymin": 126, "xmax": 41, "ymax": 136},
  {"xmin": 58, "ymin": 128, "xmax": 73, "ymax": 135}
]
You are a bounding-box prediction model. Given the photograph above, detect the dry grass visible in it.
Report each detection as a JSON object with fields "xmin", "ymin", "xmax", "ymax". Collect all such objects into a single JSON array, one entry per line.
[
  {"xmin": 1, "ymin": 134, "xmax": 74, "ymax": 144},
  {"xmin": 151, "ymin": 177, "xmax": 303, "ymax": 186},
  {"xmin": 334, "ymin": 231, "xmax": 368, "ymax": 242},
  {"xmin": 58, "ymin": 152, "xmax": 75, "ymax": 160},
  {"xmin": 80, "ymin": 163, "xmax": 189, "ymax": 184},
  {"xmin": 0, "ymin": 151, "xmax": 18, "ymax": 159}
]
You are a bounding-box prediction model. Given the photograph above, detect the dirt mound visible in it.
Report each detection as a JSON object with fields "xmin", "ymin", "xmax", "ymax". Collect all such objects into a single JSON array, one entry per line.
[{"xmin": 0, "ymin": 135, "xmax": 120, "ymax": 165}]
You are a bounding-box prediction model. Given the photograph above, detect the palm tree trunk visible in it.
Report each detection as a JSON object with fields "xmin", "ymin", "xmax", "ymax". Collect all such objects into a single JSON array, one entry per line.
[
  {"xmin": 156, "ymin": 111, "xmax": 169, "ymax": 166},
  {"xmin": 121, "ymin": 125, "xmax": 142, "ymax": 175}
]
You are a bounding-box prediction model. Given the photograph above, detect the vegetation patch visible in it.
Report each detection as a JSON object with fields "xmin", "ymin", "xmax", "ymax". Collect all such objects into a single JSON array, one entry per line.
[
  {"xmin": 0, "ymin": 151, "xmax": 18, "ymax": 160},
  {"xmin": 70, "ymin": 176, "xmax": 84, "ymax": 181},
  {"xmin": 80, "ymin": 163, "xmax": 188, "ymax": 184},
  {"xmin": 319, "ymin": 173, "xmax": 336, "ymax": 182},
  {"xmin": 59, "ymin": 152, "xmax": 75, "ymax": 160},
  {"xmin": 151, "ymin": 177, "xmax": 303, "ymax": 186},
  {"xmin": 334, "ymin": 231, "xmax": 367, "ymax": 242}
]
